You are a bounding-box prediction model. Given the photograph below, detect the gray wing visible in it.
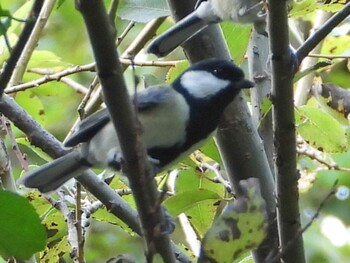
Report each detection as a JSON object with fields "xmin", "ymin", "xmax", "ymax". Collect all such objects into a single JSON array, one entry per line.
[
  {"xmin": 136, "ymin": 85, "xmax": 173, "ymax": 111},
  {"xmin": 64, "ymin": 86, "xmax": 173, "ymax": 147},
  {"xmin": 64, "ymin": 109, "xmax": 110, "ymax": 147}
]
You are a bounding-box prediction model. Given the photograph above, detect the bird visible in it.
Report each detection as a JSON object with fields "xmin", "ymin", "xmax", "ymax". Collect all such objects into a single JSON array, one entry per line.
[
  {"xmin": 21, "ymin": 58, "xmax": 254, "ymax": 193},
  {"xmin": 147, "ymin": 0, "xmax": 266, "ymax": 57}
]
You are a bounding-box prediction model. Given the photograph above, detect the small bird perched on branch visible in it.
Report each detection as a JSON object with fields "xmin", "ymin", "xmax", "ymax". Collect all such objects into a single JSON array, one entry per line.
[
  {"xmin": 147, "ymin": 0, "xmax": 266, "ymax": 57},
  {"xmin": 21, "ymin": 59, "xmax": 254, "ymax": 193}
]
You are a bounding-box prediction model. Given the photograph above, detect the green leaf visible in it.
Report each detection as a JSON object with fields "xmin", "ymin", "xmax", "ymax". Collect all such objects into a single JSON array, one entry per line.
[
  {"xmin": 16, "ymin": 90, "xmax": 47, "ymax": 126},
  {"xmin": 221, "ymin": 22, "xmax": 252, "ymax": 65},
  {"xmin": 25, "ymin": 190, "xmax": 52, "ymax": 216},
  {"xmin": 166, "ymin": 60, "xmax": 189, "ymax": 83},
  {"xmin": 164, "ymin": 189, "xmax": 221, "ymax": 217},
  {"xmin": 42, "ymin": 209, "xmax": 67, "ymax": 243},
  {"xmin": 238, "ymin": 255, "xmax": 254, "ymax": 263},
  {"xmin": 118, "ymin": 0, "xmax": 170, "ymax": 23},
  {"xmin": 0, "ymin": 190, "xmax": 46, "ymax": 260},
  {"xmin": 319, "ymin": 59, "xmax": 350, "ymax": 89},
  {"xmin": 259, "ymin": 97, "xmax": 272, "ymax": 125},
  {"xmin": 6, "ymin": 2, "xmax": 33, "ymax": 35},
  {"xmin": 41, "ymin": 236, "xmax": 70, "ymax": 262},
  {"xmin": 28, "ymin": 50, "xmax": 69, "ymax": 69},
  {"xmin": 17, "ymin": 137, "xmax": 52, "ymax": 162},
  {"xmin": 165, "ymin": 169, "xmax": 226, "ymax": 236},
  {"xmin": 295, "ymin": 106, "xmax": 348, "ymax": 153},
  {"xmin": 0, "ymin": 5, "xmax": 11, "ymax": 17},
  {"xmin": 93, "ymin": 208, "xmax": 130, "ymax": 231},
  {"xmin": 186, "ymin": 199, "xmax": 220, "ymax": 237},
  {"xmin": 319, "ymin": 3, "xmax": 345, "ymax": 12},
  {"xmin": 200, "ymin": 138, "xmax": 222, "ymax": 164},
  {"xmin": 200, "ymin": 178, "xmax": 267, "ymax": 263},
  {"xmin": 289, "ymin": 0, "xmax": 317, "ymax": 18},
  {"xmin": 174, "ymin": 169, "xmax": 225, "ymax": 195}
]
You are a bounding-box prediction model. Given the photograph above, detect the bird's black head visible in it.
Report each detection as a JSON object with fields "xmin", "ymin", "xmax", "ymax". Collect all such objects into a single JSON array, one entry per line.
[
  {"xmin": 172, "ymin": 58, "xmax": 254, "ymax": 146},
  {"xmin": 173, "ymin": 58, "xmax": 254, "ymax": 104}
]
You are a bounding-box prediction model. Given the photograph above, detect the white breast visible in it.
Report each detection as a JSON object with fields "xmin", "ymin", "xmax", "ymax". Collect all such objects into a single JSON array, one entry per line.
[
  {"xmin": 86, "ymin": 90, "xmax": 190, "ymax": 167},
  {"xmin": 140, "ymin": 90, "xmax": 189, "ymax": 149}
]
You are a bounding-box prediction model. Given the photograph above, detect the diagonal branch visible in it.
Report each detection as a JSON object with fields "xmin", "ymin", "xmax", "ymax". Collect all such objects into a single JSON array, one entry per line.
[
  {"xmin": 75, "ymin": 0, "xmax": 175, "ymax": 262},
  {"xmin": 296, "ymin": 2, "xmax": 350, "ymax": 62}
]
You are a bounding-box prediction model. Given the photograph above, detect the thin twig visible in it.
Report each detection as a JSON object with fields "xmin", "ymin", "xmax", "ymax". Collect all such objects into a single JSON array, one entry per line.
[
  {"xmin": 5, "ymin": 64, "xmax": 95, "ymax": 94},
  {"xmin": 0, "ymin": 116, "xmax": 16, "ymax": 191},
  {"xmin": 266, "ymin": 180, "xmax": 338, "ymax": 263},
  {"xmin": 297, "ymin": 141, "xmax": 350, "ymax": 173},
  {"xmin": 3, "ymin": 116, "xmax": 29, "ymax": 171},
  {"xmin": 76, "ymin": 183, "xmax": 85, "ymax": 262},
  {"xmin": 308, "ymin": 53, "xmax": 350, "ymax": 59},
  {"xmin": 46, "ymin": 191, "xmax": 83, "ymax": 262},
  {"xmin": 77, "ymin": 77, "xmax": 100, "ymax": 120},
  {"xmin": 195, "ymin": 153, "xmax": 231, "ymax": 192},
  {"xmin": 116, "ymin": 21, "xmax": 136, "ymax": 46},
  {"xmin": 0, "ymin": 21, "xmax": 12, "ymax": 52}
]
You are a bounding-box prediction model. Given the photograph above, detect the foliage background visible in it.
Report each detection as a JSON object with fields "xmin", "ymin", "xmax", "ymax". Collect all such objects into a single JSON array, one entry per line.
[{"xmin": 0, "ymin": 0, "xmax": 350, "ymax": 262}]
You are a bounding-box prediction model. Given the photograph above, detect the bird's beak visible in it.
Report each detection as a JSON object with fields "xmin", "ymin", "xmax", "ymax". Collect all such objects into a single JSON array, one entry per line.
[{"xmin": 239, "ymin": 80, "xmax": 255, "ymax": 89}]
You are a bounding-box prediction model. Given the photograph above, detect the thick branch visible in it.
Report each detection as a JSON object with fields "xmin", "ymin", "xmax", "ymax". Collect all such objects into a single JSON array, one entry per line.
[
  {"xmin": 165, "ymin": 0, "xmax": 276, "ymax": 261},
  {"xmin": 267, "ymin": 0, "xmax": 306, "ymax": 262},
  {"xmin": 75, "ymin": 0, "xmax": 175, "ymax": 262}
]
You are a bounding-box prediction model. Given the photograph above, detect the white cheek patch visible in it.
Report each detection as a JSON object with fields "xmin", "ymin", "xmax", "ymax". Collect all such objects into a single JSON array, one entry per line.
[{"xmin": 180, "ymin": 70, "xmax": 230, "ymax": 99}]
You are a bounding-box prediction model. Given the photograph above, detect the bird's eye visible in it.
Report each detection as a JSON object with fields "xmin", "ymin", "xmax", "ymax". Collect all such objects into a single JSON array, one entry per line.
[{"xmin": 213, "ymin": 68, "xmax": 223, "ymax": 75}]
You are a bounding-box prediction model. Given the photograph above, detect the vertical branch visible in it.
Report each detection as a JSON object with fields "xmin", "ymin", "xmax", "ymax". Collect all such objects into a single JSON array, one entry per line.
[
  {"xmin": 165, "ymin": 0, "xmax": 277, "ymax": 261},
  {"xmin": 267, "ymin": 0, "xmax": 306, "ymax": 262},
  {"xmin": 75, "ymin": 0, "xmax": 175, "ymax": 262},
  {"xmin": 248, "ymin": 31, "xmax": 274, "ymax": 170}
]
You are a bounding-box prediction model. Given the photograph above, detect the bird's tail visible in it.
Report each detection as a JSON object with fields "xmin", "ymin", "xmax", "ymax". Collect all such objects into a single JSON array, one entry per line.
[
  {"xmin": 147, "ymin": 2, "xmax": 218, "ymax": 57},
  {"xmin": 20, "ymin": 151, "xmax": 90, "ymax": 193}
]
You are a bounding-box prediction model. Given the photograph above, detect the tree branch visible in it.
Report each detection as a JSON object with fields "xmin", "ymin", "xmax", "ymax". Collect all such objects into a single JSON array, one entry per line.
[
  {"xmin": 165, "ymin": 0, "xmax": 276, "ymax": 261},
  {"xmin": 296, "ymin": 2, "xmax": 350, "ymax": 63},
  {"xmin": 75, "ymin": 0, "xmax": 175, "ymax": 262},
  {"xmin": 267, "ymin": 0, "xmax": 306, "ymax": 262},
  {"xmin": 294, "ymin": 11, "xmax": 332, "ymax": 106},
  {"xmin": 0, "ymin": 0, "xmax": 44, "ymax": 96},
  {"xmin": 8, "ymin": 0, "xmax": 56, "ymax": 87},
  {"xmin": 0, "ymin": 93, "xmax": 192, "ymax": 262}
]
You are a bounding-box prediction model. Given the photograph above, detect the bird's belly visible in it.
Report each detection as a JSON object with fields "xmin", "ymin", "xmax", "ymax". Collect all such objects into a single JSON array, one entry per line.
[
  {"xmin": 87, "ymin": 92, "xmax": 189, "ymax": 169},
  {"xmin": 87, "ymin": 122, "xmax": 120, "ymax": 166}
]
